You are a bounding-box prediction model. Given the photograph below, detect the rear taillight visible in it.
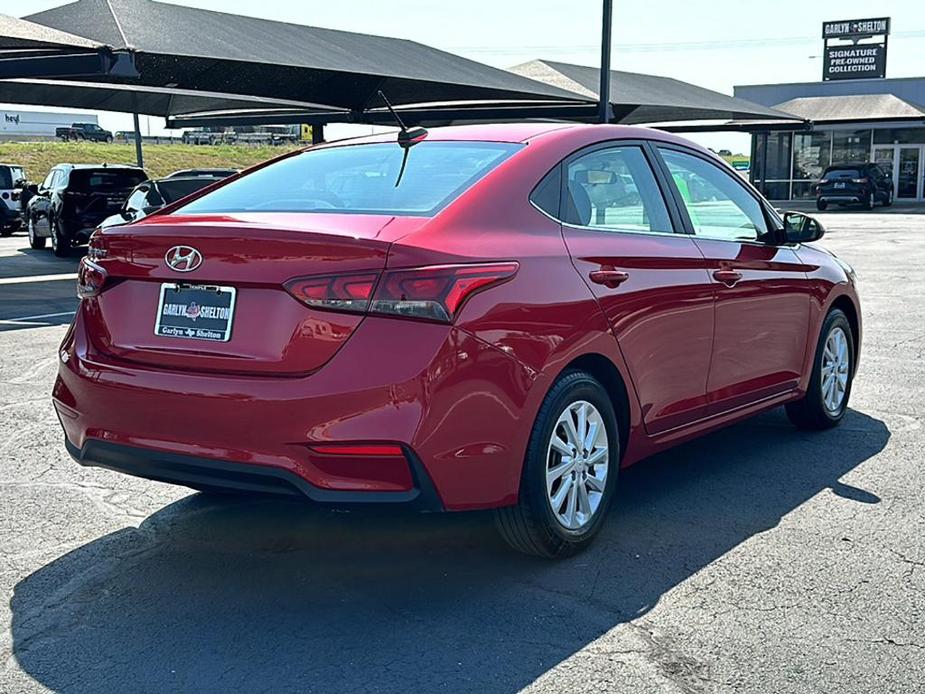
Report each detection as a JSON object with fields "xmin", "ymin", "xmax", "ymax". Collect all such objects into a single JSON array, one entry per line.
[
  {"xmin": 284, "ymin": 262, "xmax": 518, "ymax": 323},
  {"xmin": 76, "ymin": 258, "xmax": 108, "ymax": 298},
  {"xmin": 284, "ymin": 273, "xmax": 378, "ymax": 314}
]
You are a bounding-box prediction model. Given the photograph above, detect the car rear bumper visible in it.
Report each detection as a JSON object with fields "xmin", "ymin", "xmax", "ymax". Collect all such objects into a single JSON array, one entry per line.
[
  {"xmin": 0, "ymin": 205, "xmax": 20, "ymax": 224},
  {"xmin": 818, "ymin": 195, "xmax": 862, "ymax": 204},
  {"xmin": 53, "ymin": 309, "xmax": 536, "ymax": 510},
  {"xmin": 65, "ymin": 437, "xmax": 444, "ymax": 509}
]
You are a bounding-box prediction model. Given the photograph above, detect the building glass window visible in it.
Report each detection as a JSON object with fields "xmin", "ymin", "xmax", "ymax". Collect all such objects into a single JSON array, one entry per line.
[
  {"xmin": 752, "ymin": 132, "xmax": 792, "ymax": 199},
  {"xmin": 793, "ymin": 131, "xmax": 831, "ymax": 182},
  {"xmin": 832, "ymin": 130, "xmax": 872, "ymax": 164},
  {"xmin": 873, "ymin": 128, "xmax": 925, "ymax": 145}
]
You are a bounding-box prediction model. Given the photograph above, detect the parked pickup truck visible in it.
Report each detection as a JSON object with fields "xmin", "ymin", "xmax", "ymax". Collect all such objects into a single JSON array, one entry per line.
[{"xmin": 55, "ymin": 123, "xmax": 114, "ymax": 143}]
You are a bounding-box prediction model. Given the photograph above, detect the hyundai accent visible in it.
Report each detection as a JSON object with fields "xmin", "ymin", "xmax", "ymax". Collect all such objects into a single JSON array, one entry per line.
[{"xmin": 55, "ymin": 123, "xmax": 860, "ymax": 557}]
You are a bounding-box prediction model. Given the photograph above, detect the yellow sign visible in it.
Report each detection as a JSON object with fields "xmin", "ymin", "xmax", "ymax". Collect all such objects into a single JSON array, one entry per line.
[{"xmin": 300, "ymin": 124, "xmax": 313, "ymax": 142}]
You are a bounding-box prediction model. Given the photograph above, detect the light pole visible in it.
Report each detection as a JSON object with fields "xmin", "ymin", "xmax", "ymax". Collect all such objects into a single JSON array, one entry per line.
[{"xmin": 599, "ymin": 0, "xmax": 614, "ymax": 123}]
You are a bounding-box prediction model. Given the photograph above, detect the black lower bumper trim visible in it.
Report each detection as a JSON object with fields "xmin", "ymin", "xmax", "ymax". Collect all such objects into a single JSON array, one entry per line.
[{"xmin": 65, "ymin": 438, "xmax": 444, "ymax": 511}]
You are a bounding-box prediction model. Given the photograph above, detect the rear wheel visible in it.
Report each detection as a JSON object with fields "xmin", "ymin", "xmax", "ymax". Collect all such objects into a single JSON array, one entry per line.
[
  {"xmin": 51, "ymin": 217, "xmax": 71, "ymax": 257},
  {"xmin": 0, "ymin": 226, "xmax": 11, "ymax": 238},
  {"xmin": 883, "ymin": 188, "xmax": 894, "ymax": 207},
  {"xmin": 495, "ymin": 370, "xmax": 619, "ymax": 558},
  {"xmin": 27, "ymin": 215, "xmax": 46, "ymax": 249},
  {"xmin": 816, "ymin": 199, "xmax": 828, "ymax": 211},
  {"xmin": 786, "ymin": 309, "xmax": 854, "ymax": 430}
]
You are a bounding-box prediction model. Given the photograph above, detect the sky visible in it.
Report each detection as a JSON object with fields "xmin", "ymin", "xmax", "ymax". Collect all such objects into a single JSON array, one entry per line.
[{"xmin": 2, "ymin": 0, "xmax": 924, "ymax": 152}]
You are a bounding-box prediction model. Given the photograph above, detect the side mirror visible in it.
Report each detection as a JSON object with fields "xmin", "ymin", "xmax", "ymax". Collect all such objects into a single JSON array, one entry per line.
[{"xmin": 783, "ymin": 211, "xmax": 825, "ymax": 244}]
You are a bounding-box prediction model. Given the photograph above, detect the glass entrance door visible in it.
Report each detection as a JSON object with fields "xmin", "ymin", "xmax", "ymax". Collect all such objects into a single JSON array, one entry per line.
[
  {"xmin": 897, "ymin": 147, "xmax": 922, "ymax": 199},
  {"xmin": 872, "ymin": 145, "xmax": 924, "ymax": 200}
]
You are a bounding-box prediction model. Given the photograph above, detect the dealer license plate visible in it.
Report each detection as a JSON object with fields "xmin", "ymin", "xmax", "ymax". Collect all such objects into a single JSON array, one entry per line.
[{"xmin": 154, "ymin": 283, "xmax": 236, "ymax": 342}]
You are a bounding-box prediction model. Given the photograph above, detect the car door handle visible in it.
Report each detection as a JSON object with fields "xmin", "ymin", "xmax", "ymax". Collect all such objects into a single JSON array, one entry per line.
[
  {"xmin": 589, "ymin": 269, "xmax": 630, "ymax": 288},
  {"xmin": 713, "ymin": 269, "xmax": 743, "ymax": 287}
]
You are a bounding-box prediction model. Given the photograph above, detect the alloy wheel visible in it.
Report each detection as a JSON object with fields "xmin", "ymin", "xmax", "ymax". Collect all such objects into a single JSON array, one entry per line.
[
  {"xmin": 821, "ymin": 326, "xmax": 850, "ymax": 414},
  {"xmin": 545, "ymin": 400, "xmax": 609, "ymax": 530}
]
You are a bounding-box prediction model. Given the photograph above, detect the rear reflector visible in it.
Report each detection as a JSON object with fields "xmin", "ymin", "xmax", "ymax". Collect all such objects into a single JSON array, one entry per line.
[
  {"xmin": 284, "ymin": 262, "xmax": 518, "ymax": 323},
  {"xmin": 309, "ymin": 444, "xmax": 405, "ymax": 457}
]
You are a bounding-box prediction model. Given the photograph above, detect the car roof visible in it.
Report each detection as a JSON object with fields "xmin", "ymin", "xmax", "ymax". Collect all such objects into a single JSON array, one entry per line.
[
  {"xmin": 826, "ymin": 162, "xmax": 871, "ymax": 169},
  {"xmin": 319, "ymin": 122, "xmax": 702, "ymax": 149},
  {"xmin": 56, "ymin": 163, "xmax": 145, "ymax": 170}
]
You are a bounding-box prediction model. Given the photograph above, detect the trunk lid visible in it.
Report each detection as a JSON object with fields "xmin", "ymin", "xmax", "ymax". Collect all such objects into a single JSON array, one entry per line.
[{"xmin": 86, "ymin": 212, "xmax": 421, "ymax": 375}]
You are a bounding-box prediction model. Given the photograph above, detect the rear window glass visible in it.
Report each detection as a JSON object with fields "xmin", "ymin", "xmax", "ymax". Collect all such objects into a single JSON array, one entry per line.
[
  {"xmin": 825, "ymin": 169, "xmax": 861, "ymax": 179},
  {"xmin": 0, "ymin": 167, "xmax": 24, "ymax": 189},
  {"xmin": 178, "ymin": 141, "xmax": 522, "ymax": 217},
  {"xmin": 70, "ymin": 169, "xmax": 147, "ymax": 191}
]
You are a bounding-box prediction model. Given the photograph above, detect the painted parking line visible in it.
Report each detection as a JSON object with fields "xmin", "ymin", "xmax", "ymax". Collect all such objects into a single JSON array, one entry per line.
[
  {"xmin": 0, "ymin": 273, "xmax": 77, "ymax": 285},
  {"xmin": 0, "ymin": 310, "xmax": 76, "ymax": 326}
]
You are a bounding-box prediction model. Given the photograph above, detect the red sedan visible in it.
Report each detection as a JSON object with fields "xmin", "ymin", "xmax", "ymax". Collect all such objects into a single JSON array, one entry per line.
[{"xmin": 56, "ymin": 123, "xmax": 860, "ymax": 557}]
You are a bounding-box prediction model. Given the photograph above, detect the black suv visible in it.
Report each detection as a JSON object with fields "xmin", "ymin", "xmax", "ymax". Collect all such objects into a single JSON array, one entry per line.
[
  {"xmin": 27, "ymin": 164, "xmax": 147, "ymax": 256},
  {"xmin": 99, "ymin": 173, "xmax": 230, "ymax": 230},
  {"xmin": 816, "ymin": 162, "xmax": 893, "ymax": 211}
]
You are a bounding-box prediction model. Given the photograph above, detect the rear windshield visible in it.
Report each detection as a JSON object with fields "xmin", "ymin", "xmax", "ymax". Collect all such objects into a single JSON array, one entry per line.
[
  {"xmin": 69, "ymin": 169, "xmax": 147, "ymax": 191},
  {"xmin": 825, "ymin": 168, "xmax": 861, "ymax": 179},
  {"xmin": 157, "ymin": 178, "xmax": 220, "ymax": 203},
  {"xmin": 0, "ymin": 167, "xmax": 24, "ymax": 189},
  {"xmin": 178, "ymin": 141, "xmax": 522, "ymax": 217}
]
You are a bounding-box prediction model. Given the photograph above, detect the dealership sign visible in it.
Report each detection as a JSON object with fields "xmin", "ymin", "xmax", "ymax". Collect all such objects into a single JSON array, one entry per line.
[
  {"xmin": 822, "ymin": 17, "xmax": 889, "ymax": 81},
  {"xmin": 822, "ymin": 18, "xmax": 890, "ymax": 39},
  {"xmin": 824, "ymin": 45, "xmax": 886, "ymax": 80}
]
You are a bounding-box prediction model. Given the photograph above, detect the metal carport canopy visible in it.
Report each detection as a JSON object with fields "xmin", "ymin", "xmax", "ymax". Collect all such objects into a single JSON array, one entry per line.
[
  {"xmin": 0, "ymin": 13, "xmax": 135, "ymax": 79},
  {"xmin": 0, "ymin": 78, "xmax": 337, "ymax": 120},
  {"xmin": 23, "ymin": 0, "xmax": 585, "ymax": 112}
]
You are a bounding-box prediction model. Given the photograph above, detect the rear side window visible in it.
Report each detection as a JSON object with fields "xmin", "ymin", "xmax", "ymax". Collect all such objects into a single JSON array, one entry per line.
[
  {"xmin": 179, "ymin": 141, "xmax": 522, "ymax": 217},
  {"xmin": 69, "ymin": 169, "xmax": 147, "ymax": 191},
  {"xmin": 0, "ymin": 167, "xmax": 23, "ymax": 189},
  {"xmin": 564, "ymin": 145, "xmax": 673, "ymax": 234},
  {"xmin": 157, "ymin": 178, "xmax": 218, "ymax": 203}
]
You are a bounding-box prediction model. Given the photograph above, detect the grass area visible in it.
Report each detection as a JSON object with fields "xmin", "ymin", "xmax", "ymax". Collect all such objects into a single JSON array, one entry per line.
[{"xmin": 0, "ymin": 141, "xmax": 302, "ymax": 181}]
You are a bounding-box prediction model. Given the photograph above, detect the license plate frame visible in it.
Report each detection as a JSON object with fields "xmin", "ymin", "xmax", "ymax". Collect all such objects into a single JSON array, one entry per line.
[{"xmin": 154, "ymin": 283, "xmax": 236, "ymax": 342}]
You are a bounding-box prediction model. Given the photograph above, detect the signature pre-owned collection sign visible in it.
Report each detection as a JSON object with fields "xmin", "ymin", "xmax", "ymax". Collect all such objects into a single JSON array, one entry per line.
[
  {"xmin": 821, "ymin": 17, "xmax": 889, "ymax": 81},
  {"xmin": 824, "ymin": 45, "xmax": 886, "ymax": 80}
]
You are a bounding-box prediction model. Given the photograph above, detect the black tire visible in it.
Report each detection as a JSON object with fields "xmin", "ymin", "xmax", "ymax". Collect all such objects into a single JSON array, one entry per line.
[
  {"xmin": 27, "ymin": 216, "xmax": 46, "ymax": 249},
  {"xmin": 495, "ymin": 369, "xmax": 620, "ymax": 558},
  {"xmin": 0, "ymin": 227, "xmax": 11, "ymax": 238},
  {"xmin": 883, "ymin": 188, "xmax": 893, "ymax": 207},
  {"xmin": 51, "ymin": 217, "xmax": 71, "ymax": 257},
  {"xmin": 785, "ymin": 309, "xmax": 854, "ymax": 430},
  {"xmin": 105, "ymin": 135, "xmax": 113, "ymax": 144},
  {"xmin": 816, "ymin": 199, "xmax": 828, "ymax": 211}
]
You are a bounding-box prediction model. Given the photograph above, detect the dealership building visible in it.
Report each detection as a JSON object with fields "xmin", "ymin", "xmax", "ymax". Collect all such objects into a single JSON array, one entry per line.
[{"xmin": 735, "ymin": 17, "xmax": 925, "ymax": 203}]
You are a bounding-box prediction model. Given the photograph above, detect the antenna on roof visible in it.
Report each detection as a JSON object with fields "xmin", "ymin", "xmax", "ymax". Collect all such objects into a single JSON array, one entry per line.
[{"xmin": 378, "ymin": 90, "xmax": 428, "ymax": 187}]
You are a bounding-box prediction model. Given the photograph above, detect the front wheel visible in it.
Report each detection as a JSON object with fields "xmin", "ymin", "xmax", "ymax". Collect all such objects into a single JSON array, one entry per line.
[
  {"xmin": 883, "ymin": 189, "xmax": 894, "ymax": 207},
  {"xmin": 786, "ymin": 309, "xmax": 854, "ymax": 430},
  {"xmin": 865, "ymin": 192, "xmax": 875, "ymax": 210},
  {"xmin": 495, "ymin": 370, "xmax": 620, "ymax": 558}
]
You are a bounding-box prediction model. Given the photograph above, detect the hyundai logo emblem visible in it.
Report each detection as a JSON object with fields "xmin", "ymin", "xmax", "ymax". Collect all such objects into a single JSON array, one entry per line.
[{"xmin": 165, "ymin": 245, "xmax": 203, "ymax": 272}]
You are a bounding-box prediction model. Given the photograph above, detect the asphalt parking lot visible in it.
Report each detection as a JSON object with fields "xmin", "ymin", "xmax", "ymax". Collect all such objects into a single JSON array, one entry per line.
[{"xmin": 0, "ymin": 209, "xmax": 922, "ymax": 693}]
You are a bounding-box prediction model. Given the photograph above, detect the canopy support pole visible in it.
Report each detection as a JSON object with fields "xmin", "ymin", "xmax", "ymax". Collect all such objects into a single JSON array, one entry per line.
[
  {"xmin": 312, "ymin": 123, "xmax": 324, "ymax": 145},
  {"xmin": 132, "ymin": 111, "xmax": 144, "ymax": 169},
  {"xmin": 598, "ymin": 0, "xmax": 613, "ymax": 123}
]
